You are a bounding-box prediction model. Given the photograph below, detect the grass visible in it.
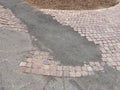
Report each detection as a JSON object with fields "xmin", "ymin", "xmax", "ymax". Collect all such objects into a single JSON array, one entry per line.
[{"xmin": 25, "ymin": 0, "xmax": 119, "ymax": 10}]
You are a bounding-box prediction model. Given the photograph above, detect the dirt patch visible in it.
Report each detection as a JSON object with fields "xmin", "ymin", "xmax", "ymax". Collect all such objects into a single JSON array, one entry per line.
[{"xmin": 25, "ymin": 0, "xmax": 119, "ymax": 10}]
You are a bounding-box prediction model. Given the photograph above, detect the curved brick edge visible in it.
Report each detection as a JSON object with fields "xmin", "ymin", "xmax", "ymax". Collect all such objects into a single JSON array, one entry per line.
[
  {"xmin": 14, "ymin": 3, "xmax": 120, "ymax": 77},
  {"xmin": 39, "ymin": 3, "xmax": 120, "ymax": 73},
  {"xmin": 19, "ymin": 48, "xmax": 104, "ymax": 77},
  {"xmin": 0, "ymin": 5, "xmax": 28, "ymax": 32}
]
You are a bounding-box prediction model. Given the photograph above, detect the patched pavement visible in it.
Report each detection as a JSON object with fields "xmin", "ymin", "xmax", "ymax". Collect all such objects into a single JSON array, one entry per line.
[{"xmin": 0, "ymin": 0, "xmax": 120, "ymax": 90}]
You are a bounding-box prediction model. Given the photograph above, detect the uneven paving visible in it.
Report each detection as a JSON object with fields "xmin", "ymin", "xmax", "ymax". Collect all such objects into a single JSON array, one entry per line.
[
  {"xmin": 29, "ymin": 3, "xmax": 120, "ymax": 77},
  {"xmin": 0, "ymin": 0, "xmax": 120, "ymax": 90}
]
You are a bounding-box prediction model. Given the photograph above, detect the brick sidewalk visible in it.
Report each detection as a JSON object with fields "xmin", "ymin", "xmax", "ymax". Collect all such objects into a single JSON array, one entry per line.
[
  {"xmin": 1, "ymin": 3, "xmax": 120, "ymax": 78},
  {"xmin": 0, "ymin": 5, "xmax": 27, "ymax": 32},
  {"xmin": 19, "ymin": 4, "xmax": 120, "ymax": 77}
]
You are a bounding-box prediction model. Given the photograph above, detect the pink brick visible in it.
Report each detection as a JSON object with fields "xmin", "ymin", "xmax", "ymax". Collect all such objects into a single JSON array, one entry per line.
[
  {"xmin": 75, "ymin": 72, "xmax": 81, "ymax": 77},
  {"xmin": 49, "ymin": 65, "xmax": 57, "ymax": 71},
  {"xmin": 81, "ymin": 71, "xmax": 88, "ymax": 76},
  {"xmin": 25, "ymin": 68, "xmax": 31, "ymax": 73},
  {"xmin": 75, "ymin": 66, "xmax": 81, "ymax": 72},
  {"xmin": 81, "ymin": 66, "xmax": 87, "ymax": 71},
  {"xmin": 32, "ymin": 62, "xmax": 42, "ymax": 69},
  {"xmin": 43, "ymin": 70, "xmax": 50, "ymax": 75},
  {"xmin": 50, "ymin": 70, "xmax": 57, "ymax": 76},
  {"xmin": 26, "ymin": 62, "xmax": 32, "ymax": 68},
  {"xmin": 117, "ymin": 62, "xmax": 120, "ymax": 65},
  {"xmin": 26, "ymin": 58, "xmax": 32, "ymax": 63},
  {"xmin": 63, "ymin": 71, "xmax": 70, "ymax": 77},
  {"xmin": 56, "ymin": 71, "xmax": 63, "ymax": 77},
  {"xmin": 19, "ymin": 67, "xmax": 26, "ymax": 72},
  {"xmin": 69, "ymin": 66, "xmax": 75, "ymax": 72},
  {"xmin": 43, "ymin": 65, "xmax": 50, "ymax": 70},
  {"xmin": 87, "ymin": 66, "xmax": 93, "ymax": 71},
  {"xmin": 57, "ymin": 66, "xmax": 63, "ymax": 71},
  {"xmin": 31, "ymin": 68, "xmax": 39, "ymax": 74},
  {"xmin": 70, "ymin": 71, "xmax": 76, "ymax": 77},
  {"xmin": 116, "ymin": 67, "xmax": 120, "ymax": 71},
  {"xmin": 63, "ymin": 66, "xmax": 69, "ymax": 71},
  {"xmin": 111, "ymin": 62, "xmax": 117, "ymax": 66}
]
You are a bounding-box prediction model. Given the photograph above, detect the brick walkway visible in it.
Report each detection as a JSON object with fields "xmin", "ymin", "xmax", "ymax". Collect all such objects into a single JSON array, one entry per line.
[
  {"xmin": 19, "ymin": 4, "xmax": 120, "ymax": 77},
  {"xmin": 0, "ymin": 5, "xmax": 27, "ymax": 32},
  {"xmin": 20, "ymin": 4, "xmax": 120, "ymax": 77},
  {"xmin": 1, "ymin": 3, "xmax": 120, "ymax": 78}
]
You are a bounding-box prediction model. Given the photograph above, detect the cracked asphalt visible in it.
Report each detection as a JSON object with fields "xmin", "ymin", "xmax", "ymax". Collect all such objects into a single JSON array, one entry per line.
[{"xmin": 0, "ymin": 0, "xmax": 120, "ymax": 90}]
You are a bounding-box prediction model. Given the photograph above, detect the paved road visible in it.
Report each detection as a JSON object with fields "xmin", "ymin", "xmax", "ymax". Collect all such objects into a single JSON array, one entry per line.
[
  {"xmin": 0, "ymin": 0, "xmax": 101, "ymax": 66},
  {"xmin": 0, "ymin": 0, "xmax": 120, "ymax": 90}
]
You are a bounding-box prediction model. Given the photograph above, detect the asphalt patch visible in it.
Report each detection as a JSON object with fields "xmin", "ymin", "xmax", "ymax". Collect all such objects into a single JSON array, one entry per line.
[{"xmin": 0, "ymin": 0, "xmax": 101, "ymax": 66}]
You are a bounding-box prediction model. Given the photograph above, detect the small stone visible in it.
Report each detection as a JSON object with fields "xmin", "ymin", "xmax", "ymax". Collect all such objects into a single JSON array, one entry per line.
[
  {"xmin": 19, "ymin": 62, "xmax": 27, "ymax": 67},
  {"xmin": 87, "ymin": 66, "xmax": 93, "ymax": 71}
]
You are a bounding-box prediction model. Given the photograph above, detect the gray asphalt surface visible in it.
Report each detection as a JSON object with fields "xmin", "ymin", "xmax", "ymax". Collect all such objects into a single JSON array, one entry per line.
[
  {"xmin": 0, "ymin": 0, "xmax": 102, "ymax": 66},
  {"xmin": 0, "ymin": 0, "xmax": 120, "ymax": 90}
]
